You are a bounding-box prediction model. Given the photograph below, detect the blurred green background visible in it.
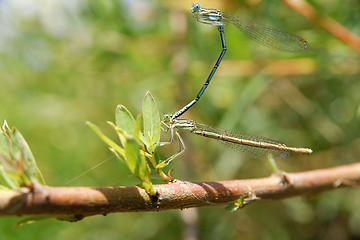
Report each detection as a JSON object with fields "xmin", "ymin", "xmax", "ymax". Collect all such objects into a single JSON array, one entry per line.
[{"xmin": 1, "ymin": 0, "xmax": 360, "ymax": 239}]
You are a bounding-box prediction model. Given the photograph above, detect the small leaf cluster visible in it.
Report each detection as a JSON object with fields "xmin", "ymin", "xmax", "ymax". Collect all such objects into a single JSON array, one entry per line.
[{"xmin": 87, "ymin": 92, "xmax": 171, "ymax": 195}]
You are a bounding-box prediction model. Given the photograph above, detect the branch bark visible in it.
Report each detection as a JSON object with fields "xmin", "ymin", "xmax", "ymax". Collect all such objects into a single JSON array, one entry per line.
[
  {"xmin": 1, "ymin": 162, "xmax": 359, "ymax": 219},
  {"xmin": 282, "ymin": 0, "xmax": 360, "ymax": 52}
]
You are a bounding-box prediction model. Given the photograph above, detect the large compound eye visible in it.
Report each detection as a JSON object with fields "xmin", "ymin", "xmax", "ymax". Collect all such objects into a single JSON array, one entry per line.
[{"xmin": 191, "ymin": 3, "xmax": 200, "ymax": 13}]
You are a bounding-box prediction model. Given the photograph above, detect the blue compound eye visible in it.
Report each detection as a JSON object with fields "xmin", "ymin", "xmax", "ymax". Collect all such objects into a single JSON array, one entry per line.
[{"xmin": 191, "ymin": 3, "xmax": 201, "ymax": 13}]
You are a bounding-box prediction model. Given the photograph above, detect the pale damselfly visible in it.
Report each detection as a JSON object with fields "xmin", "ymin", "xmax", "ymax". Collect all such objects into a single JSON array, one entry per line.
[
  {"xmin": 171, "ymin": 4, "xmax": 309, "ymax": 120},
  {"xmin": 161, "ymin": 115, "xmax": 312, "ymax": 163}
]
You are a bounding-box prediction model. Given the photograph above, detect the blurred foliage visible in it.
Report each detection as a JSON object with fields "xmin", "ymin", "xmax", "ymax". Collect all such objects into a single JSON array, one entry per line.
[{"xmin": 0, "ymin": 0, "xmax": 359, "ymax": 239}]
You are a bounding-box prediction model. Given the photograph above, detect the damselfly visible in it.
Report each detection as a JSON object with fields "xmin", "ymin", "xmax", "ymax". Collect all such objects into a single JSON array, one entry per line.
[
  {"xmin": 161, "ymin": 115, "xmax": 312, "ymax": 163},
  {"xmin": 171, "ymin": 4, "xmax": 309, "ymax": 120}
]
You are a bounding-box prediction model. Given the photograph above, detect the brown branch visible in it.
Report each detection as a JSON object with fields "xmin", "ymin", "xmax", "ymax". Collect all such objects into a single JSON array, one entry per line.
[
  {"xmin": 282, "ymin": 0, "xmax": 360, "ymax": 52},
  {"xmin": 1, "ymin": 162, "xmax": 360, "ymax": 219}
]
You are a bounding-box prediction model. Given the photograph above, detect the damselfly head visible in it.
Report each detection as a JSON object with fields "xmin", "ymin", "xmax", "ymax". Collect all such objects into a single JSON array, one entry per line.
[
  {"xmin": 191, "ymin": 4, "xmax": 224, "ymax": 26},
  {"xmin": 162, "ymin": 114, "xmax": 172, "ymax": 124},
  {"xmin": 191, "ymin": 3, "xmax": 201, "ymax": 13}
]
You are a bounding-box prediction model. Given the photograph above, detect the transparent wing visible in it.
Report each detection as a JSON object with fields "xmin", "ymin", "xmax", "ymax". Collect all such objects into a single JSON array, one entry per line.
[
  {"xmin": 192, "ymin": 122, "xmax": 289, "ymax": 159},
  {"xmin": 223, "ymin": 13, "xmax": 309, "ymax": 53}
]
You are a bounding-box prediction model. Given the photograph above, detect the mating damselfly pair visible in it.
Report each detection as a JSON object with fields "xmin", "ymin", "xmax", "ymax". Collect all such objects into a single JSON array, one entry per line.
[
  {"xmin": 67, "ymin": 4, "xmax": 312, "ymax": 185},
  {"xmin": 162, "ymin": 4, "xmax": 312, "ymax": 161}
]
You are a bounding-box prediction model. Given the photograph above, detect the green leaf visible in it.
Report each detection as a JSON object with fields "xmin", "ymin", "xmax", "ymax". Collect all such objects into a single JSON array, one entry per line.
[
  {"xmin": 15, "ymin": 214, "xmax": 84, "ymax": 227},
  {"xmin": 225, "ymin": 203, "xmax": 239, "ymax": 212},
  {"xmin": 0, "ymin": 165, "xmax": 18, "ymax": 189},
  {"xmin": 142, "ymin": 92, "xmax": 161, "ymax": 148},
  {"xmin": 0, "ymin": 129, "xmax": 14, "ymax": 172},
  {"xmin": 108, "ymin": 121, "xmax": 152, "ymax": 159},
  {"xmin": 108, "ymin": 147, "xmax": 127, "ymax": 168},
  {"xmin": 155, "ymin": 162, "xmax": 168, "ymax": 170},
  {"xmin": 225, "ymin": 196, "xmax": 245, "ymax": 212},
  {"xmin": 0, "ymin": 127, "xmax": 20, "ymax": 189},
  {"xmin": 124, "ymin": 115, "xmax": 149, "ymax": 183},
  {"xmin": 133, "ymin": 114, "xmax": 142, "ymax": 141},
  {"xmin": 13, "ymin": 129, "xmax": 44, "ymax": 184},
  {"xmin": 115, "ymin": 105, "xmax": 135, "ymax": 146},
  {"xmin": 0, "ymin": 122, "xmax": 44, "ymax": 188},
  {"xmin": 55, "ymin": 214, "xmax": 85, "ymax": 222},
  {"xmin": 15, "ymin": 215, "xmax": 56, "ymax": 228},
  {"xmin": 124, "ymin": 136, "xmax": 148, "ymax": 182},
  {"xmin": 115, "ymin": 105, "xmax": 135, "ymax": 133},
  {"xmin": 0, "ymin": 128, "xmax": 10, "ymax": 159},
  {"xmin": 1, "ymin": 120, "xmax": 11, "ymax": 135},
  {"xmin": 107, "ymin": 121, "xmax": 127, "ymax": 148},
  {"xmin": 87, "ymin": 121, "xmax": 125, "ymax": 159},
  {"xmin": 114, "ymin": 105, "xmax": 148, "ymax": 146}
]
